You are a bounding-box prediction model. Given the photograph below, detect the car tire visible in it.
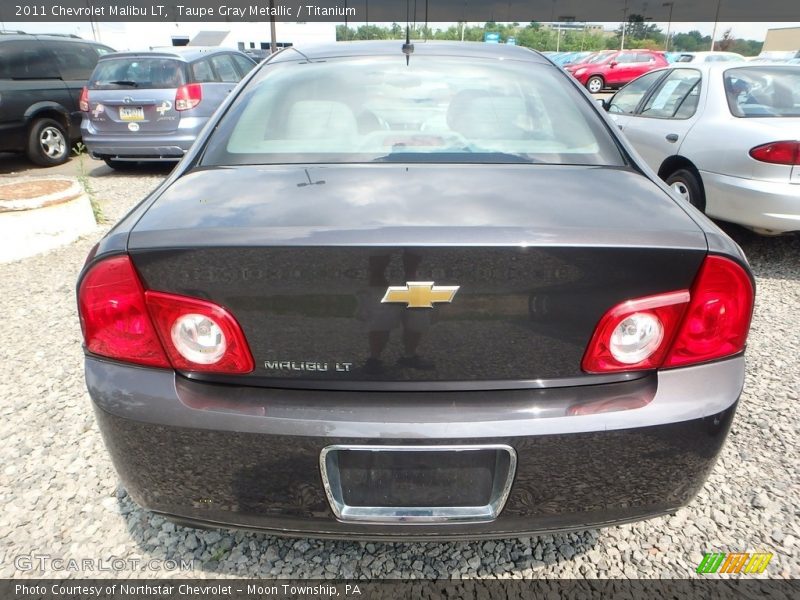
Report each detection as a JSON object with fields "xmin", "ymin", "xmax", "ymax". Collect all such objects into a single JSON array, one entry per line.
[
  {"xmin": 665, "ymin": 169, "xmax": 706, "ymax": 212},
  {"xmin": 27, "ymin": 118, "xmax": 70, "ymax": 166},
  {"xmin": 586, "ymin": 76, "xmax": 604, "ymax": 94}
]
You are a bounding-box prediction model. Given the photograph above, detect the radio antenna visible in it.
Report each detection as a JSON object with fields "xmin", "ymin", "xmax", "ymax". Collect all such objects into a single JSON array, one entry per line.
[{"xmin": 402, "ymin": 0, "xmax": 414, "ymax": 65}]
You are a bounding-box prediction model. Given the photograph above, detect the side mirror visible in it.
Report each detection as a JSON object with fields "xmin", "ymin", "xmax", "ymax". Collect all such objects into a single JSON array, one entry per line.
[
  {"xmin": 609, "ymin": 61, "xmax": 618, "ymax": 68},
  {"xmin": 595, "ymin": 98, "xmax": 609, "ymax": 111}
]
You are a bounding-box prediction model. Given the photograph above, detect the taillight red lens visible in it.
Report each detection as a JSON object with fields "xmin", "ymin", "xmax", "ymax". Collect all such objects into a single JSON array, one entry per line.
[
  {"xmin": 175, "ymin": 83, "xmax": 202, "ymax": 111},
  {"xmin": 749, "ymin": 141, "xmax": 800, "ymax": 165},
  {"xmin": 78, "ymin": 256, "xmax": 170, "ymax": 368},
  {"xmin": 79, "ymin": 86, "xmax": 90, "ymax": 112},
  {"xmin": 662, "ymin": 255, "xmax": 754, "ymax": 368},
  {"xmin": 582, "ymin": 255, "xmax": 754, "ymax": 373},
  {"xmin": 145, "ymin": 291, "xmax": 254, "ymax": 374},
  {"xmin": 582, "ymin": 291, "xmax": 690, "ymax": 373},
  {"xmin": 78, "ymin": 255, "xmax": 254, "ymax": 374}
]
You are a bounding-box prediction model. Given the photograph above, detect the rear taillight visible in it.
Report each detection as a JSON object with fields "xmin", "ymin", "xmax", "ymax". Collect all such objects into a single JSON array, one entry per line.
[
  {"xmin": 78, "ymin": 256, "xmax": 169, "ymax": 368},
  {"xmin": 662, "ymin": 255, "xmax": 754, "ymax": 368},
  {"xmin": 145, "ymin": 291, "xmax": 254, "ymax": 373},
  {"xmin": 78, "ymin": 255, "xmax": 254, "ymax": 373},
  {"xmin": 79, "ymin": 86, "xmax": 90, "ymax": 112},
  {"xmin": 749, "ymin": 141, "xmax": 800, "ymax": 166},
  {"xmin": 583, "ymin": 255, "xmax": 753, "ymax": 373},
  {"xmin": 175, "ymin": 83, "xmax": 202, "ymax": 111}
]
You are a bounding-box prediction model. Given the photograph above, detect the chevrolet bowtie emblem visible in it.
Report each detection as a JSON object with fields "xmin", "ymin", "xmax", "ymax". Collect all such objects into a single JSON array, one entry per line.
[{"xmin": 381, "ymin": 281, "xmax": 460, "ymax": 308}]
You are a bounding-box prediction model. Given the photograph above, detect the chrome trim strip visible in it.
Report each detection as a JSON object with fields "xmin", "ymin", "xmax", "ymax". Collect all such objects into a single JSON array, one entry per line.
[{"xmin": 319, "ymin": 444, "xmax": 517, "ymax": 524}]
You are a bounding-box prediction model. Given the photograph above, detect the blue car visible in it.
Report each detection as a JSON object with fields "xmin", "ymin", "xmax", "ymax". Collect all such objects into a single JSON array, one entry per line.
[{"xmin": 80, "ymin": 47, "xmax": 255, "ymax": 168}]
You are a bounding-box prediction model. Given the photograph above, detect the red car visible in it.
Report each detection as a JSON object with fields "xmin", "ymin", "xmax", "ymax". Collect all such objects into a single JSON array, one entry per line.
[{"xmin": 565, "ymin": 50, "xmax": 668, "ymax": 93}]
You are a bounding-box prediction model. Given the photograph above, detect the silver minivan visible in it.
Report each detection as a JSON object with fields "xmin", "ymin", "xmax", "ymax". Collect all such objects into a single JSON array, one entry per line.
[{"xmin": 80, "ymin": 47, "xmax": 255, "ymax": 168}]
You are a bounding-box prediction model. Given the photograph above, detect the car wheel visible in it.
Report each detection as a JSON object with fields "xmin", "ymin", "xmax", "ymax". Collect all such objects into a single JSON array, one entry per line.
[
  {"xmin": 27, "ymin": 118, "xmax": 69, "ymax": 166},
  {"xmin": 586, "ymin": 76, "xmax": 604, "ymax": 94},
  {"xmin": 665, "ymin": 169, "xmax": 705, "ymax": 212}
]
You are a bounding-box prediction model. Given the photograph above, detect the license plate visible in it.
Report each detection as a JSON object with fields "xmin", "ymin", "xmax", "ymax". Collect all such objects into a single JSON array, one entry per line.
[
  {"xmin": 320, "ymin": 444, "xmax": 517, "ymax": 523},
  {"xmin": 119, "ymin": 107, "xmax": 144, "ymax": 121}
]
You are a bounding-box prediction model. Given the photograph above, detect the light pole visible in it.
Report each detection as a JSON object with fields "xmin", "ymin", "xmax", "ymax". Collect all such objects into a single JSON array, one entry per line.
[
  {"xmin": 620, "ymin": 0, "xmax": 629, "ymax": 50},
  {"xmin": 269, "ymin": 0, "xmax": 277, "ymax": 53},
  {"xmin": 710, "ymin": 0, "xmax": 722, "ymax": 51},
  {"xmin": 663, "ymin": 2, "xmax": 674, "ymax": 51}
]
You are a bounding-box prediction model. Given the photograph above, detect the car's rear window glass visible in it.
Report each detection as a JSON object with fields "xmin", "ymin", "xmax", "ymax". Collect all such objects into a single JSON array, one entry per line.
[
  {"xmin": 724, "ymin": 67, "xmax": 800, "ymax": 117},
  {"xmin": 201, "ymin": 56, "xmax": 624, "ymax": 166},
  {"xmin": 90, "ymin": 58, "xmax": 186, "ymax": 89}
]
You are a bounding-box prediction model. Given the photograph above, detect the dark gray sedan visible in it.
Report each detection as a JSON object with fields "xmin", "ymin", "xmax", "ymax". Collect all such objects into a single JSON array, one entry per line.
[{"xmin": 78, "ymin": 41, "xmax": 754, "ymax": 540}]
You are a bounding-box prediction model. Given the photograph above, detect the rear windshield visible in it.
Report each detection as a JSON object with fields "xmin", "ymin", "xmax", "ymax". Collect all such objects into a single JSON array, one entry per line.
[
  {"xmin": 724, "ymin": 67, "xmax": 800, "ymax": 117},
  {"xmin": 201, "ymin": 56, "xmax": 624, "ymax": 166},
  {"xmin": 90, "ymin": 57, "xmax": 186, "ymax": 89}
]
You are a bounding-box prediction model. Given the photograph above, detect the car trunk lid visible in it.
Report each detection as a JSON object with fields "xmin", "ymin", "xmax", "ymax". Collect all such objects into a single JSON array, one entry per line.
[{"xmin": 128, "ymin": 164, "xmax": 708, "ymax": 388}]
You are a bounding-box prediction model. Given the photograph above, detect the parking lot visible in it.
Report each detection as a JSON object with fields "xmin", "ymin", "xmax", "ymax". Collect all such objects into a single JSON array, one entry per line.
[{"xmin": 0, "ymin": 153, "xmax": 797, "ymax": 580}]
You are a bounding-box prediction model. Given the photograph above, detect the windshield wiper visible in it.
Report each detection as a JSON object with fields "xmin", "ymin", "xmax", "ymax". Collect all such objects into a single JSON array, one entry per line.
[{"xmin": 107, "ymin": 80, "xmax": 139, "ymax": 87}]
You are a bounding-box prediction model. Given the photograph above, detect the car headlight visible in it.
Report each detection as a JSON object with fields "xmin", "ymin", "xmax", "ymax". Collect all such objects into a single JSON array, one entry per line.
[{"xmin": 575, "ymin": 68, "xmax": 587, "ymax": 76}]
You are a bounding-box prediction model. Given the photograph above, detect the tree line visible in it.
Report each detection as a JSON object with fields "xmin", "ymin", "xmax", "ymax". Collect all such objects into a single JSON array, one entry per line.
[{"xmin": 336, "ymin": 18, "xmax": 764, "ymax": 56}]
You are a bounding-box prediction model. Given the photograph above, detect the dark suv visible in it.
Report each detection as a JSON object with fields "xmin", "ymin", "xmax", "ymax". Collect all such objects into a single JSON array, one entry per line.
[{"xmin": 0, "ymin": 33, "xmax": 114, "ymax": 166}]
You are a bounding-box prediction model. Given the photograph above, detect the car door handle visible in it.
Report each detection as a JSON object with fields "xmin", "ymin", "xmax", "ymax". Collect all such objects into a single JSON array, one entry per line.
[{"xmin": 666, "ymin": 133, "xmax": 679, "ymax": 142}]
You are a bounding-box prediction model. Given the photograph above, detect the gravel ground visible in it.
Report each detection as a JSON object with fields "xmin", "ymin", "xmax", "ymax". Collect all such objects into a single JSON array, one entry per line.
[{"xmin": 0, "ymin": 162, "xmax": 797, "ymax": 580}]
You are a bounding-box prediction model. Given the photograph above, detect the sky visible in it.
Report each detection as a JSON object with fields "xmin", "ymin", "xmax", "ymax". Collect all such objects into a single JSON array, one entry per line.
[{"xmin": 6, "ymin": 21, "xmax": 800, "ymax": 51}]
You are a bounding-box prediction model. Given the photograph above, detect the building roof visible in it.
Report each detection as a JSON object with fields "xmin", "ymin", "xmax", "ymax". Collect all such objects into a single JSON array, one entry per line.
[{"xmin": 189, "ymin": 31, "xmax": 231, "ymax": 47}]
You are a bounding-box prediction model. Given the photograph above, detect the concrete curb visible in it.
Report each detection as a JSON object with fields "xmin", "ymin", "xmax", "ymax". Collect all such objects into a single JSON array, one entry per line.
[{"xmin": 0, "ymin": 177, "xmax": 97, "ymax": 263}]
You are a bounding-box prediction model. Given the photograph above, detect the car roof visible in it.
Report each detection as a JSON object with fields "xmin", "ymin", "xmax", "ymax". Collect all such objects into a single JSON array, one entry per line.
[
  {"xmin": 267, "ymin": 40, "xmax": 549, "ymax": 64},
  {"xmin": 0, "ymin": 33, "xmax": 102, "ymax": 44},
  {"xmin": 667, "ymin": 62, "xmax": 798, "ymax": 73},
  {"xmin": 681, "ymin": 51, "xmax": 742, "ymax": 56},
  {"xmin": 97, "ymin": 47, "xmax": 240, "ymax": 62}
]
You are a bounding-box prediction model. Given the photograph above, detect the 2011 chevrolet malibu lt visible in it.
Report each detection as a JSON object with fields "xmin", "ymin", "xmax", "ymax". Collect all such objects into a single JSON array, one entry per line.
[{"xmin": 78, "ymin": 41, "xmax": 755, "ymax": 540}]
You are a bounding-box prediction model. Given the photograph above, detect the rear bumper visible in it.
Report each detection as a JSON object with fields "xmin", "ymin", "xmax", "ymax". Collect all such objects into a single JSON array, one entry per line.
[
  {"xmin": 80, "ymin": 117, "xmax": 207, "ymax": 160},
  {"xmin": 86, "ymin": 356, "xmax": 743, "ymax": 540},
  {"xmin": 701, "ymin": 170, "xmax": 800, "ymax": 233}
]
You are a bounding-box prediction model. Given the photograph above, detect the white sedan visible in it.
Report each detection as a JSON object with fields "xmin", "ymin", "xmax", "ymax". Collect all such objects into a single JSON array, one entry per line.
[{"xmin": 605, "ymin": 63, "xmax": 800, "ymax": 234}]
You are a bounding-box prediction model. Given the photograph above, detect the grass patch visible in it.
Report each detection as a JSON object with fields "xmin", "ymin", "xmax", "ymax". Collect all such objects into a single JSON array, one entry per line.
[{"xmin": 72, "ymin": 143, "xmax": 104, "ymax": 224}]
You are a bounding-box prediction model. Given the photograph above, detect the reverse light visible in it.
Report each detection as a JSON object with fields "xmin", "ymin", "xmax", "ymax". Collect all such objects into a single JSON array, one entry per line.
[
  {"xmin": 78, "ymin": 255, "xmax": 254, "ymax": 373},
  {"xmin": 582, "ymin": 290, "xmax": 690, "ymax": 373},
  {"xmin": 79, "ymin": 86, "xmax": 90, "ymax": 112},
  {"xmin": 609, "ymin": 312, "xmax": 664, "ymax": 364},
  {"xmin": 171, "ymin": 314, "xmax": 227, "ymax": 365},
  {"xmin": 749, "ymin": 141, "xmax": 800, "ymax": 166},
  {"xmin": 145, "ymin": 291, "xmax": 254, "ymax": 373},
  {"xmin": 175, "ymin": 83, "xmax": 202, "ymax": 111},
  {"xmin": 582, "ymin": 255, "xmax": 754, "ymax": 373}
]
